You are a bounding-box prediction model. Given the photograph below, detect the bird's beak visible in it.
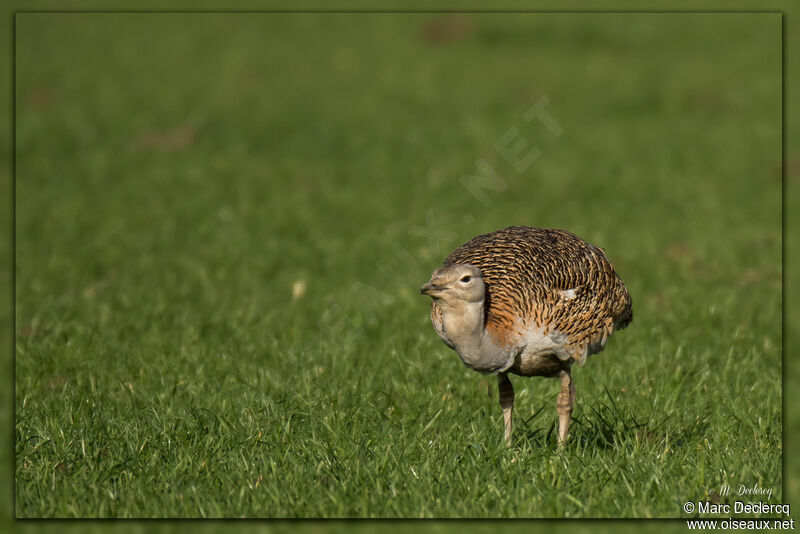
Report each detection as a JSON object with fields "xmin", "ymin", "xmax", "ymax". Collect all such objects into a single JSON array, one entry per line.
[{"xmin": 419, "ymin": 281, "xmax": 440, "ymax": 296}]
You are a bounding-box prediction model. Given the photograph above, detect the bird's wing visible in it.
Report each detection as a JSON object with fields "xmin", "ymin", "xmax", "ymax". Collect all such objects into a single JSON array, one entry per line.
[{"xmin": 546, "ymin": 243, "xmax": 632, "ymax": 363}]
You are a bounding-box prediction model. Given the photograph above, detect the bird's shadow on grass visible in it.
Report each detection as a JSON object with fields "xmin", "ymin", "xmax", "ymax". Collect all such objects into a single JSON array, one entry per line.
[{"xmin": 514, "ymin": 387, "xmax": 712, "ymax": 452}]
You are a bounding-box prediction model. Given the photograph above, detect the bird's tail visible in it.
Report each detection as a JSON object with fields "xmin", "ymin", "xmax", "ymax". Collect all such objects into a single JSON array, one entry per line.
[{"xmin": 615, "ymin": 297, "xmax": 633, "ymax": 330}]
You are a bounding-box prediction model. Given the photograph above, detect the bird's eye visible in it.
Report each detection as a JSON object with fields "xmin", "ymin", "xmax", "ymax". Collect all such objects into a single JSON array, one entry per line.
[{"xmin": 460, "ymin": 275, "xmax": 472, "ymax": 283}]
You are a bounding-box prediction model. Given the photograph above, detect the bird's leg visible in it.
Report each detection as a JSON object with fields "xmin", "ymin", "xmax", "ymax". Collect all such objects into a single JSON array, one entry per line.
[
  {"xmin": 497, "ymin": 373, "xmax": 514, "ymax": 447},
  {"xmin": 556, "ymin": 369, "xmax": 575, "ymax": 447}
]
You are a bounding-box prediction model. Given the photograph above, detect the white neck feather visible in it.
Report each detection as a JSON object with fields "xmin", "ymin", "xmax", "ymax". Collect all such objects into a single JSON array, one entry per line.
[{"xmin": 440, "ymin": 300, "xmax": 510, "ymax": 373}]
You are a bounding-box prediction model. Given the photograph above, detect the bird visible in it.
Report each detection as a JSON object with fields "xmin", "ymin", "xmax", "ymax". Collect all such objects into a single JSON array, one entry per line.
[{"xmin": 419, "ymin": 226, "xmax": 632, "ymax": 447}]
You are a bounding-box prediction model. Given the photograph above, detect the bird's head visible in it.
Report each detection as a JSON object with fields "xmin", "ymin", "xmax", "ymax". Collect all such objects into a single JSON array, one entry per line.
[{"xmin": 419, "ymin": 264, "xmax": 485, "ymax": 305}]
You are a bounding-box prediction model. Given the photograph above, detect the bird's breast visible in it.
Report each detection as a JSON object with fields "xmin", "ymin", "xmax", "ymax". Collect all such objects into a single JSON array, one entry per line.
[{"xmin": 429, "ymin": 302, "xmax": 514, "ymax": 374}]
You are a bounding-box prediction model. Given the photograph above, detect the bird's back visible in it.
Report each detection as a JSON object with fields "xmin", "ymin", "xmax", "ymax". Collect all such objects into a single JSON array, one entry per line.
[{"xmin": 444, "ymin": 226, "xmax": 632, "ymax": 364}]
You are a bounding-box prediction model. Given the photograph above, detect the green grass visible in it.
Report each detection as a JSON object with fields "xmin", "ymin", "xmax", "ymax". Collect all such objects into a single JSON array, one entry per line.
[{"xmin": 14, "ymin": 12, "xmax": 781, "ymax": 518}]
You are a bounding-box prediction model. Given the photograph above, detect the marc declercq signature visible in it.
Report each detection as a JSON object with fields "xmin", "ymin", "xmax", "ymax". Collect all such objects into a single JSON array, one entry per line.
[{"xmin": 716, "ymin": 482, "xmax": 773, "ymax": 501}]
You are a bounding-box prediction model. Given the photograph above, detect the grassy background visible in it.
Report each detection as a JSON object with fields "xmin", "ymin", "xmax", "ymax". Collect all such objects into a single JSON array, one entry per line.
[{"xmin": 14, "ymin": 11, "xmax": 782, "ymax": 518}]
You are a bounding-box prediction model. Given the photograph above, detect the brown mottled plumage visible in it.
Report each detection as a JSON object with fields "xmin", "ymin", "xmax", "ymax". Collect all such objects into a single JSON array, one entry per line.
[
  {"xmin": 420, "ymin": 226, "xmax": 632, "ymax": 447},
  {"xmin": 445, "ymin": 226, "xmax": 632, "ymax": 364}
]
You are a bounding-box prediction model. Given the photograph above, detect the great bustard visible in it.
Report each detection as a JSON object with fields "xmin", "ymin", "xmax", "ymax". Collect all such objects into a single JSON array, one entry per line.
[{"xmin": 420, "ymin": 226, "xmax": 632, "ymax": 447}]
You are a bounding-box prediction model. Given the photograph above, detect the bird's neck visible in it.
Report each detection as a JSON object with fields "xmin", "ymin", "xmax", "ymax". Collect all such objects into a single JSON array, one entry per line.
[{"xmin": 441, "ymin": 300, "xmax": 509, "ymax": 373}]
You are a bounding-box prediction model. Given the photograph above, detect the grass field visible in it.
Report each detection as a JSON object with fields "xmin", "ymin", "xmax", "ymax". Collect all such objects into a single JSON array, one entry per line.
[{"xmin": 14, "ymin": 12, "xmax": 782, "ymax": 518}]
